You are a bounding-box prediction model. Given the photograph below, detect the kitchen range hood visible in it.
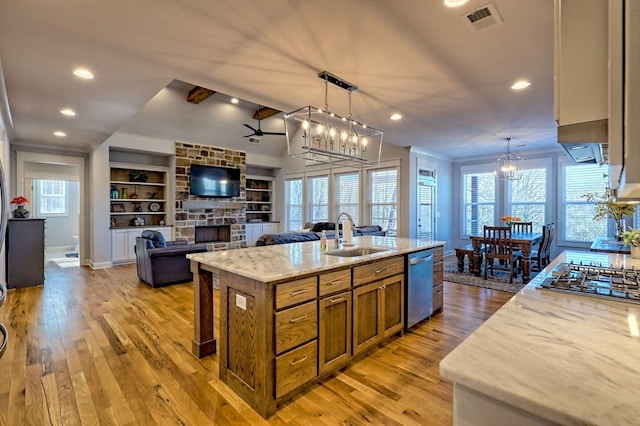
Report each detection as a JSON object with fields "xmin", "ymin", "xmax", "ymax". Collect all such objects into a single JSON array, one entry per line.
[{"xmin": 557, "ymin": 119, "xmax": 608, "ymax": 164}]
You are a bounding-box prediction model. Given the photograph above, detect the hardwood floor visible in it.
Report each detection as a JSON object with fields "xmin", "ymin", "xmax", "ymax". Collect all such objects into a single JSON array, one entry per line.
[{"xmin": 0, "ymin": 261, "xmax": 513, "ymax": 425}]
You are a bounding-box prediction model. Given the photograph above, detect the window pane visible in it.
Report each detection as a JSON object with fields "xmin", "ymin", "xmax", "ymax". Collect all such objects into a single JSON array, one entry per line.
[
  {"xmin": 39, "ymin": 180, "xmax": 67, "ymax": 215},
  {"xmin": 308, "ymin": 176, "xmax": 329, "ymax": 223},
  {"xmin": 562, "ymin": 164, "xmax": 609, "ymax": 242},
  {"xmin": 463, "ymin": 171, "xmax": 495, "ymax": 235},
  {"xmin": 369, "ymin": 168, "xmax": 398, "ymax": 236},
  {"xmin": 508, "ymin": 168, "xmax": 546, "ymax": 230},
  {"xmin": 285, "ymin": 178, "xmax": 303, "ymax": 231},
  {"xmin": 336, "ymin": 172, "xmax": 359, "ymax": 225}
]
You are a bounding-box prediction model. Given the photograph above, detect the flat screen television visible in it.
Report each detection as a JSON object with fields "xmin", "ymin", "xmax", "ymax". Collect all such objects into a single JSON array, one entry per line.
[{"xmin": 189, "ymin": 165, "xmax": 241, "ymax": 198}]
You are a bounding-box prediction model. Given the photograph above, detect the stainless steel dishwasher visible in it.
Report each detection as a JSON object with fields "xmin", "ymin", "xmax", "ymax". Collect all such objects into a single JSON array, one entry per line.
[{"xmin": 405, "ymin": 249, "xmax": 434, "ymax": 329}]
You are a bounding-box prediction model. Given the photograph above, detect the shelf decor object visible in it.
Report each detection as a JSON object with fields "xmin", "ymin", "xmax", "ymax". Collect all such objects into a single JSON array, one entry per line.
[
  {"xmin": 10, "ymin": 196, "xmax": 30, "ymax": 218},
  {"xmin": 284, "ymin": 71, "xmax": 383, "ymax": 168}
]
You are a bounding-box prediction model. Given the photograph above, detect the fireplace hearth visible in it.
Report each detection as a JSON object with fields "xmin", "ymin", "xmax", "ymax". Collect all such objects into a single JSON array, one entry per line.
[{"xmin": 195, "ymin": 225, "xmax": 231, "ymax": 243}]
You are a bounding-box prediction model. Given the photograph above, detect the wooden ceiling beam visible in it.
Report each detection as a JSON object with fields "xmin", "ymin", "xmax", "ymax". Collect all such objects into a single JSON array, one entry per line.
[
  {"xmin": 187, "ymin": 86, "xmax": 216, "ymax": 104},
  {"xmin": 253, "ymin": 106, "xmax": 281, "ymax": 120}
]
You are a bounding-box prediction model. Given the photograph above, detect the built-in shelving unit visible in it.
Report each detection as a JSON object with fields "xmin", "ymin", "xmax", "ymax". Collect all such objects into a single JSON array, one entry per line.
[
  {"xmin": 246, "ymin": 177, "xmax": 273, "ymax": 222},
  {"xmin": 109, "ymin": 163, "xmax": 169, "ymax": 228}
]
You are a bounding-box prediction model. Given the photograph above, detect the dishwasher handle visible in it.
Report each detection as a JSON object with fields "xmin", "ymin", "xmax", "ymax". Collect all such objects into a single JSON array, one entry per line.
[{"xmin": 409, "ymin": 254, "xmax": 433, "ymax": 265}]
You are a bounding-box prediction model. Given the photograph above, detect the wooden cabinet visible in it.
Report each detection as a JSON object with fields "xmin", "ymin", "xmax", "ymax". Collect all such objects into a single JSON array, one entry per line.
[
  {"xmin": 246, "ymin": 177, "xmax": 274, "ymax": 223},
  {"xmin": 352, "ymin": 256, "xmax": 404, "ymax": 356},
  {"xmin": 110, "ymin": 162, "xmax": 170, "ymax": 229},
  {"xmin": 245, "ymin": 222, "xmax": 280, "ymax": 246},
  {"xmin": 111, "ymin": 226, "xmax": 172, "ymax": 264},
  {"xmin": 353, "ymin": 273, "xmax": 404, "ymax": 356},
  {"xmin": 6, "ymin": 219, "xmax": 45, "ymax": 289},
  {"xmin": 433, "ymin": 246, "xmax": 444, "ymax": 314},
  {"xmin": 319, "ymin": 291, "xmax": 351, "ymax": 374}
]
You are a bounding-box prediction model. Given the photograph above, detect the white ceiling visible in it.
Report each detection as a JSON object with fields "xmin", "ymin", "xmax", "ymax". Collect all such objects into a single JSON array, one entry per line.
[{"xmin": 0, "ymin": 0, "xmax": 560, "ymax": 161}]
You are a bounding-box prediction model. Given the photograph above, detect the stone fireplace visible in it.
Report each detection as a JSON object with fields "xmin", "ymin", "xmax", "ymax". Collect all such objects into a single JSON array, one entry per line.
[{"xmin": 174, "ymin": 142, "xmax": 246, "ymax": 250}]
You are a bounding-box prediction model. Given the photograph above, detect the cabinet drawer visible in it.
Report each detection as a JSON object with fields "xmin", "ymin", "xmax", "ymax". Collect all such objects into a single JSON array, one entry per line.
[
  {"xmin": 433, "ymin": 246, "xmax": 443, "ymax": 263},
  {"xmin": 318, "ymin": 268, "xmax": 351, "ymax": 296},
  {"xmin": 433, "ymin": 283, "xmax": 444, "ymax": 313},
  {"xmin": 275, "ymin": 301, "xmax": 317, "ymax": 354},
  {"xmin": 434, "ymin": 261, "xmax": 443, "ymax": 285},
  {"xmin": 275, "ymin": 340, "xmax": 318, "ymax": 398},
  {"xmin": 276, "ymin": 277, "xmax": 318, "ymax": 309},
  {"xmin": 353, "ymin": 256, "xmax": 404, "ymax": 287}
]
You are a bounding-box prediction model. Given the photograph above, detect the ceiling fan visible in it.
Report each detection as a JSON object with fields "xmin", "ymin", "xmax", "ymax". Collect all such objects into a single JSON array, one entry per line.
[{"xmin": 243, "ymin": 105, "xmax": 286, "ymax": 138}]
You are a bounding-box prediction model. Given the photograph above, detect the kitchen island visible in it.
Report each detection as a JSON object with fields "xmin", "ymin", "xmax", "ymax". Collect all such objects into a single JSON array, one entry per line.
[
  {"xmin": 187, "ymin": 236, "xmax": 445, "ymax": 418},
  {"xmin": 440, "ymin": 250, "xmax": 640, "ymax": 425}
]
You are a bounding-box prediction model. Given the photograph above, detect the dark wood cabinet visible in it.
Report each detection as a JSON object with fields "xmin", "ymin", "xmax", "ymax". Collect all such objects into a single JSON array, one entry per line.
[{"xmin": 6, "ymin": 218, "xmax": 45, "ymax": 288}]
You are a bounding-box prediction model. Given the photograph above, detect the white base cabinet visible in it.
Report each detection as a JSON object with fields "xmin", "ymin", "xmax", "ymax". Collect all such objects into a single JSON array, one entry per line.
[
  {"xmin": 245, "ymin": 222, "xmax": 279, "ymax": 246},
  {"xmin": 111, "ymin": 227, "xmax": 172, "ymax": 264}
]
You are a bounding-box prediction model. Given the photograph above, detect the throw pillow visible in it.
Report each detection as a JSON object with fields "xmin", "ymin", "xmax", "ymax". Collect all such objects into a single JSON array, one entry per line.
[{"xmin": 141, "ymin": 230, "xmax": 167, "ymax": 248}]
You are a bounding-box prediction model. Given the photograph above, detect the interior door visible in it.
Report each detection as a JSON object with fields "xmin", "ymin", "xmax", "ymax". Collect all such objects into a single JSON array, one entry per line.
[{"xmin": 418, "ymin": 169, "xmax": 436, "ymax": 240}]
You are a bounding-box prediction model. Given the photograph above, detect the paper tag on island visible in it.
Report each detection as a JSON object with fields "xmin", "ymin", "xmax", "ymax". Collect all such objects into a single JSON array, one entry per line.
[{"xmin": 235, "ymin": 294, "xmax": 247, "ymax": 310}]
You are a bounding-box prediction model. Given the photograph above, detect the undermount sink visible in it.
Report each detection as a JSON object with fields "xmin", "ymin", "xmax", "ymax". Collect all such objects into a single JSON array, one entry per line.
[{"xmin": 324, "ymin": 247, "xmax": 389, "ymax": 257}]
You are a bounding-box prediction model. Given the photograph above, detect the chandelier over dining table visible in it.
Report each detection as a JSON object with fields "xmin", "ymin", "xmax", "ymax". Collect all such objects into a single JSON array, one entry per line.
[
  {"xmin": 284, "ymin": 71, "xmax": 383, "ymax": 168},
  {"xmin": 494, "ymin": 137, "xmax": 525, "ymax": 181}
]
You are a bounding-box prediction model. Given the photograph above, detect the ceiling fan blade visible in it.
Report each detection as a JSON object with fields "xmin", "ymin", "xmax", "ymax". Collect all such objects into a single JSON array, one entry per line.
[
  {"xmin": 262, "ymin": 132, "xmax": 286, "ymax": 136},
  {"xmin": 243, "ymin": 123, "xmax": 256, "ymax": 131},
  {"xmin": 243, "ymin": 133, "xmax": 256, "ymax": 138}
]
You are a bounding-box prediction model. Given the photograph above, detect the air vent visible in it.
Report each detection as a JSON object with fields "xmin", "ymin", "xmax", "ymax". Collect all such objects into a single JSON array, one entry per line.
[
  {"xmin": 247, "ymin": 136, "xmax": 262, "ymax": 144},
  {"xmin": 464, "ymin": 3, "xmax": 503, "ymax": 31}
]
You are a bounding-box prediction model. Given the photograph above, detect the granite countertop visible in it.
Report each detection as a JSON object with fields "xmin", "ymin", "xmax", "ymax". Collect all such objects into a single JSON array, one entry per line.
[
  {"xmin": 440, "ymin": 250, "xmax": 640, "ymax": 425},
  {"xmin": 187, "ymin": 236, "xmax": 446, "ymax": 282}
]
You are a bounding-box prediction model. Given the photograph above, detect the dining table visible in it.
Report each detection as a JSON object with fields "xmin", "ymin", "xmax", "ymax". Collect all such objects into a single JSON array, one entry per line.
[{"xmin": 469, "ymin": 231, "xmax": 543, "ymax": 283}]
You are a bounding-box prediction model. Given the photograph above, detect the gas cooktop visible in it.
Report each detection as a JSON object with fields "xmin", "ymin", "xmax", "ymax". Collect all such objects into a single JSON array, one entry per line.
[{"xmin": 539, "ymin": 261, "xmax": 640, "ymax": 304}]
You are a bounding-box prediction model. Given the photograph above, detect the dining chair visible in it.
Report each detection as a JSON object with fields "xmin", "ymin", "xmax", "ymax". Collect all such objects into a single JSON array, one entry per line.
[
  {"xmin": 483, "ymin": 226, "xmax": 521, "ymax": 283},
  {"xmin": 511, "ymin": 221, "xmax": 533, "ymax": 233},
  {"xmin": 530, "ymin": 225, "xmax": 549, "ymax": 272},
  {"xmin": 544, "ymin": 222, "xmax": 556, "ymax": 263}
]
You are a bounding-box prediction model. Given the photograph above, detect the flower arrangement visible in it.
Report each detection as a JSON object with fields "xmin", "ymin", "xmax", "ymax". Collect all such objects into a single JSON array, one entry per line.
[
  {"xmin": 10, "ymin": 196, "xmax": 29, "ymax": 205},
  {"xmin": 621, "ymin": 227, "xmax": 640, "ymax": 247},
  {"xmin": 582, "ymin": 190, "xmax": 636, "ymax": 239},
  {"xmin": 501, "ymin": 215, "xmax": 521, "ymax": 227}
]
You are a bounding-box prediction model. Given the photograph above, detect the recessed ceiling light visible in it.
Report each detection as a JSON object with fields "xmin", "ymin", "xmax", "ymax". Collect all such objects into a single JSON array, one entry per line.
[
  {"xmin": 60, "ymin": 108, "xmax": 76, "ymax": 116},
  {"xmin": 73, "ymin": 68, "xmax": 94, "ymax": 79},
  {"xmin": 444, "ymin": 0, "xmax": 469, "ymax": 7},
  {"xmin": 230, "ymin": 98, "xmax": 239, "ymax": 104},
  {"xmin": 53, "ymin": 131, "xmax": 66, "ymax": 137},
  {"xmin": 390, "ymin": 113, "xmax": 402, "ymax": 121},
  {"xmin": 511, "ymin": 80, "xmax": 531, "ymax": 90}
]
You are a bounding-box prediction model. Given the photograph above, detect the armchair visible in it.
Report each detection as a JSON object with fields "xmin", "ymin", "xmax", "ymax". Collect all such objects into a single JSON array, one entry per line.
[{"xmin": 135, "ymin": 230, "xmax": 208, "ymax": 287}]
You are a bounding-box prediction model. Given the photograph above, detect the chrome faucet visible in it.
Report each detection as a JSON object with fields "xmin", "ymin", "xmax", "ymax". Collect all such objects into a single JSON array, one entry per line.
[{"xmin": 334, "ymin": 212, "xmax": 355, "ymax": 249}]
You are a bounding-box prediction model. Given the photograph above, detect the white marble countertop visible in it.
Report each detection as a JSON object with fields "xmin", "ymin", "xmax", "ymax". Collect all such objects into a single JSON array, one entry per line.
[
  {"xmin": 187, "ymin": 236, "xmax": 446, "ymax": 282},
  {"xmin": 440, "ymin": 250, "xmax": 640, "ymax": 425}
]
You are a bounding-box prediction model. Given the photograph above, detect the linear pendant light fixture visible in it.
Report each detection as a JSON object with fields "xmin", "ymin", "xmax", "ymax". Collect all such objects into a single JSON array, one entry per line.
[
  {"xmin": 495, "ymin": 137, "xmax": 525, "ymax": 181},
  {"xmin": 284, "ymin": 71, "xmax": 383, "ymax": 168}
]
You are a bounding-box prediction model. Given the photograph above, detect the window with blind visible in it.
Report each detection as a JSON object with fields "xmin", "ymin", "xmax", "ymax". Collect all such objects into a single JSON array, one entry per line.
[
  {"xmin": 36, "ymin": 180, "xmax": 68, "ymax": 216},
  {"xmin": 418, "ymin": 170, "xmax": 436, "ymax": 240},
  {"xmin": 285, "ymin": 178, "xmax": 303, "ymax": 231},
  {"xmin": 462, "ymin": 170, "xmax": 495, "ymax": 236},
  {"xmin": 308, "ymin": 175, "xmax": 329, "ymax": 223},
  {"xmin": 369, "ymin": 167, "xmax": 398, "ymax": 236},
  {"xmin": 508, "ymin": 168, "xmax": 546, "ymax": 231},
  {"xmin": 562, "ymin": 163, "xmax": 608, "ymax": 242},
  {"xmin": 335, "ymin": 172, "xmax": 360, "ymax": 226}
]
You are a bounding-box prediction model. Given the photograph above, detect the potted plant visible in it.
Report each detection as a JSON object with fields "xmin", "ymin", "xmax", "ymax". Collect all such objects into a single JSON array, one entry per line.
[
  {"xmin": 621, "ymin": 227, "xmax": 640, "ymax": 259},
  {"xmin": 583, "ymin": 190, "xmax": 636, "ymax": 240},
  {"xmin": 10, "ymin": 195, "xmax": 30, "ymax": 218},
  {"xmin": 129, "ymin": 170, "xmax": 148, "ymax": 182}
]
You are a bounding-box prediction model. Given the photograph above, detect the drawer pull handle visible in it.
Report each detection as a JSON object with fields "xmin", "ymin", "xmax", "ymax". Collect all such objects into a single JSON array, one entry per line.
[
  {"xmin": 329, "ymin": 297, "xmax": 345, "ymax": 303},
  {"xmin": 290, "ymin": 355, "xmax": 308, "ymax": 366},
  {"xmin": 375, "ymin": 267, "xmax": 388, "ymax": 274},
  {"xmin": 289, "ymin": 314, "xmax": 308, "ymax": 323},
  {"xmin": 378, "ymin": 285, "xmax": 386, "ymax": 290},
  {"xmin": 290, "ymin": 289, "xmax": 308, "ymax": 296},
  {"xmin": 329, "ymin": 279, "xmax": 343, "ymax": 285}
]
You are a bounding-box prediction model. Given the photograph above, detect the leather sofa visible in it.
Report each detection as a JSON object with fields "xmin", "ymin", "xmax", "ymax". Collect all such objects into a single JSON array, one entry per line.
[{"xmin": 135, "ymin": 230, "xmax": 208, "ymax": 287}]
